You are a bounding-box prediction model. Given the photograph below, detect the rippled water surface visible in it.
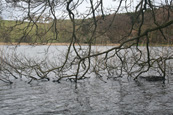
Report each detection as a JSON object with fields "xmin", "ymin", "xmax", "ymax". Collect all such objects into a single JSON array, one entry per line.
[
  {"xmin": 0, "ymin": 77, "xmax": 173, "ymax": 115},
  {"xmin": 0, "ymin": 45, "xmax": 173, "ymax": 115}
]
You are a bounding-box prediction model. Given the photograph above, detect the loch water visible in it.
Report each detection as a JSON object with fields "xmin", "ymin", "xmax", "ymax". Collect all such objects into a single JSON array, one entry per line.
[{"xmin": 0, "ymin": 45, "xmax": 173, "ymax": 115}]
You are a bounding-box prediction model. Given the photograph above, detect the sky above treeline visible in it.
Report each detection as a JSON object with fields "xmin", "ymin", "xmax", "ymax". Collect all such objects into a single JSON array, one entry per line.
[{"xmin": 0, "ymin": 0, "xmax": 169, "ymax": 20}]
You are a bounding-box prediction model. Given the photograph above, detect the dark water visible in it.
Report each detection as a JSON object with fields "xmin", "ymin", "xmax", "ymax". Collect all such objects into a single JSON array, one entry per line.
[{"xmin": 0, "ymin": 76, "xmax": 173, "ymax": 115}]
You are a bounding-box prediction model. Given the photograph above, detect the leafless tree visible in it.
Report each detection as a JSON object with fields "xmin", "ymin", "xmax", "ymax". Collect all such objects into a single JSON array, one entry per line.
[{"xmin": 0, "ymin": 0, "xmax": 173, "ymax": 84}]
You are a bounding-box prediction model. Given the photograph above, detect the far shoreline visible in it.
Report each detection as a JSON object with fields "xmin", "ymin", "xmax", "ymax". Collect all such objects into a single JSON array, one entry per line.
[
  {"xmin": 0, "ymin": 42, "xmax": 172, "ymax": 47},
  {"xmin": 0, "ymin": 42, "xmax": 120, "ymax": 46}
]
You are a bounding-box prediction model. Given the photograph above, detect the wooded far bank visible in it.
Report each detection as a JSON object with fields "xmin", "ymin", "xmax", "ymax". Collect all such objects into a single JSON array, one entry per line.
[{"xmin": 0, "ymin": 5, "xmax": 173, "ymax": 46}]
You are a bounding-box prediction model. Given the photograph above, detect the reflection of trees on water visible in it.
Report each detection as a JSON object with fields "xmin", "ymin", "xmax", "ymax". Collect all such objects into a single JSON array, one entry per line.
[{"xmin": 73, "ymin": 82, "xmax": 92, "ymax": 113}]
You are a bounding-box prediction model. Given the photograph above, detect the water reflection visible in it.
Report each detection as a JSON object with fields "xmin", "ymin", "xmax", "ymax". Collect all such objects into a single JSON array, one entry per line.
[{"xmin": 0, "ymin": 76, "xmax": 173, "ymax": 115}]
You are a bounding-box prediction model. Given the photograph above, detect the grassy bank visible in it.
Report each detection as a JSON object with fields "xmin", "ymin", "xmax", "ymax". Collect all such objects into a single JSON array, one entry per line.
[
  {"xmin": 0, "ymin": 8, "xmax": 173, "ymax": 45},
  {"xmin": 0, "ymin": 42, "xmax": 120, "ymax": 46}
]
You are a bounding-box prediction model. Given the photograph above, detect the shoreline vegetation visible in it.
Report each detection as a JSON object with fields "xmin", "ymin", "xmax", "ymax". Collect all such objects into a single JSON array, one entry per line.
[
  {"xmin": 0, "ymin": 42, "xmax": 120, "ymax": 46},
  {"xmin": 0, "ymin": 6, "xmax": 173, "ymax": 46},
  {"xmin": 0, "ymin": 42, "xmax": 172, "ymax": 47}
]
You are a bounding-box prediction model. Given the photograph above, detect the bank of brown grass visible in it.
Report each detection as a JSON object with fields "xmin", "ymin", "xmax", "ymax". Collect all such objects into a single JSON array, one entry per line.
[{"xmin": 0, "ymin": 42, "xmax": 120, "ymax": 46}]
